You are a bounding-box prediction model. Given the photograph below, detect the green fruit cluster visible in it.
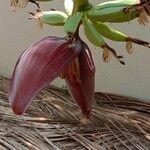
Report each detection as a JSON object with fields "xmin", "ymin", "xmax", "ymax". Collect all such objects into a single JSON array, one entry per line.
[
  {"xmin": 11, "ymin": 0, "xmax": 150, "ymax": 64},
  {"xmin": 64, "ymin": 0, "xmax": 150, "ymax": 64}
]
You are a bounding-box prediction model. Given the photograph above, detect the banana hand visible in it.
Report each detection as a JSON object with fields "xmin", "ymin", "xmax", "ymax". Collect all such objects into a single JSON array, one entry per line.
[
  {"xmin": 87, "ymin": 0, "xmax": 150, "ymax": 24},
  {"xmin": 87, "ymin": 5, "xmax": 138, "ymax": 23},
  {"xmin": 92, "ymin": 20, "xmax": 150, "ymax": 54},
  {"xmin": 83, "ymin": 16, "xmax": 124, "ymax": 65}
]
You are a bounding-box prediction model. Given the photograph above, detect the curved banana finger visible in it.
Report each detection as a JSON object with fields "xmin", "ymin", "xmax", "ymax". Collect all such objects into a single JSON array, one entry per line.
[
  {"xmin": 29, "ymin": 10, "xmax": 68, "ymax": 27},
  {"xmin": 92, "ymin": 21, "xmax": 127, "ymax": 41},
  {"xmin": 83, "ymin": 16, "xmax": 105, "ymax": 46},
  {"xmin": 94, "ymin": 0, "xmax": 140, "ymax": 10},
  {"xmin": 87, "ymin": 0, "xmax": 150, "ymax": 24},
  {"xmin": 87, "ymin": 6, "xmax": 138, "ymax": 23},
  {"xmin": 83, "ymin": 16, "xmax": 124, "ymax": 65},
  {"xmin": 92, "ymin": 20, "xmax": 150, "ymax": 54}
]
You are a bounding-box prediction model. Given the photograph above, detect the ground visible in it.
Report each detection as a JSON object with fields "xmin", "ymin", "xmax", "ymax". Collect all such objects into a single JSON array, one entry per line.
[{"xmin": 0, "ymin": 75, "xmax": 150, "ymax": 150}]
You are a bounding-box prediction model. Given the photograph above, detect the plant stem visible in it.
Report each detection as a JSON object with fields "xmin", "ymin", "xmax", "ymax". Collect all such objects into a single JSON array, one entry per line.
[{"xmin": 72, "ymin": 0, "xmax": 91, "ymax": 14}]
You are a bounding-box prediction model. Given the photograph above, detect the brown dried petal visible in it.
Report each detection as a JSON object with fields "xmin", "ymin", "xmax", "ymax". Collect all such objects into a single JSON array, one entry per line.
[
  {"xmin": 126, "ymin": 41, "xmax": 133, "ymax": 54},
  {"xmin": 138, "ymin": 8, "xmax": 149, "ymax": 25},
  {"xmin": 29, "ymin": 10, "xmax": 44, "ymax": 29},
  {"xmin": 102, "ymin": 47, "xmax": 111, "ymax": 63}
]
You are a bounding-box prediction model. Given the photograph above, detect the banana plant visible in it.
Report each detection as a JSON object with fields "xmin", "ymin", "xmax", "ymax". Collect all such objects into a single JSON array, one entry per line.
[{"xmin": 9, "ymin": 0, "xmax": 150, "ymax": 118}]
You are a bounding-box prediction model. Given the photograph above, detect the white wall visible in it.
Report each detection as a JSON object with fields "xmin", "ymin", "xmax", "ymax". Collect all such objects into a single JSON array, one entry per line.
[{"xmin": 0, "ymin": 0, "xmax": 150, "ymax": 102}]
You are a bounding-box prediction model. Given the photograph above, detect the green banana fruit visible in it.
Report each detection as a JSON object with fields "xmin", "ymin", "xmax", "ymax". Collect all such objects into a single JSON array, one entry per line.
[
  {"xmin": 83, "ymin": 15, "xmax": 124, "ymax": 64},
  {"xmin": 87, "ymin": 6, "xmax": 138, "ymax": 23},
  {"xmin": 64, "ymin": 12, "xmax": 83, "ymax": 34},
  {"xmin": 83, "ymin": 16, "xmax": 105, "ymax": 47},
  {"xmin": 30, "ymin": 10, "xmax": 68, "ymax": 26},
  {"xmin": 92, "ymin": 20, "xmax": 150, "ymax": 54},
  {"xmin": 92, "ymin": 21, "xmax": 127, "ymax": 41},
  {"xmin": 94, "ymin": 0, "xmax": 140, "ymax": 10}
]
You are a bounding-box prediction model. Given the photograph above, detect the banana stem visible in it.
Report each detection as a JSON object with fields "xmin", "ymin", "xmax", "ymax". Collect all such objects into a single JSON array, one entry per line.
[{"xmin": 72, "ymin": 0, "xmax": 91, "ymax": 14}]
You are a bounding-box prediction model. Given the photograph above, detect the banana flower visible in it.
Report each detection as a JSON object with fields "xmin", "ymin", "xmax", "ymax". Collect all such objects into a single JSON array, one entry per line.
[{"xmin": 9, "ymin": 36, "xmax": 95, "ymax": 118}]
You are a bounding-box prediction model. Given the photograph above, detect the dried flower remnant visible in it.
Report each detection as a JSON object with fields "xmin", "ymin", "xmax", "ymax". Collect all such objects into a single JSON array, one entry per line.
[
  {"xmin": 10, "ymin": 0, "xmax": 18, "ymax": 11},
  {"xmin": 102, "ymin": 44, "xmax": 125, "ymax": 65},
  {"xmin": 10, "ymin": 0, "xmax": 41, "ymax": 11},
  {"xmin": 10, "ymin": 0, "xmax": 28, "ymax": 11},
  {"xmin": 102, "ymin": 47, "xmax": 111, "ymax": 63},
  {"xmin": 138, "ymin": 8, "xmax": 149, "ymax": 25},
  {"xmin": 125, "ymin": 37, "xmax": 150, "ymax": 53},
  {"xmin": 126, "ymin": 41, "xmax": 133, "ymax": 54}
]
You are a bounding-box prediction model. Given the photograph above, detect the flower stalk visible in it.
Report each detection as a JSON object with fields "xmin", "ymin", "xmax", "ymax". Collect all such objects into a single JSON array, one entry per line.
[{"xmin": 72, "ymin": 0, "xmax": 92, "ymax": 14}]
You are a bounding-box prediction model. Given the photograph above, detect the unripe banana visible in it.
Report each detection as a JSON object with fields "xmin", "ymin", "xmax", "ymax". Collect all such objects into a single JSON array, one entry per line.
[
  {"xmin": 92, "ymin": 20, "xmax": 150, "ymax": 53},
  {"xmin": 87, "ymin": 6, "xmax": 138, "ymax": 23},
  {"xmin": 83, "ymin": 16, "xmax": 109, "ymax": 62},
  {"xmin": 92, "ymin": 21, "xmax": 127, "ymax": 41},
  {"xmin": 64, "ymin": 12, "xmax": 83, "ymax": 34},
  {"xmin": 92, "ymin": 20, "xmax": 150, "ymax": 54},
  {"xmin": 30, "ymin": 10, "xmax": 68, "ymax": 26},
  {"xmin": 94, "ymin": 0, "xmax": 140, "ymax": 10},
  {"xmin": 83, "ymin": 16, "xmax": 125, "ymax": 65},
  {"xmin": 83, "ymin": 16, "xmax": 105, "ymax": 46},
  {"xmin": 64, "ymin": 0, "xmax": 74, "ymax": 15}
]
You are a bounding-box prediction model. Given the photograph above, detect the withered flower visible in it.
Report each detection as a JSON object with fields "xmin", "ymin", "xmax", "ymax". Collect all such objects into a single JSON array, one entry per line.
[{"xmin": 10, "ymin": 0, "xmax": 40, "ymax": 11}]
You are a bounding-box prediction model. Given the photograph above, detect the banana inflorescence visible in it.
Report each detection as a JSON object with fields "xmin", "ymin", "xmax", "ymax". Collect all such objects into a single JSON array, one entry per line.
[{"xmin": 10, "ymin": 0, "xmax": 150, "ymax": 118}]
